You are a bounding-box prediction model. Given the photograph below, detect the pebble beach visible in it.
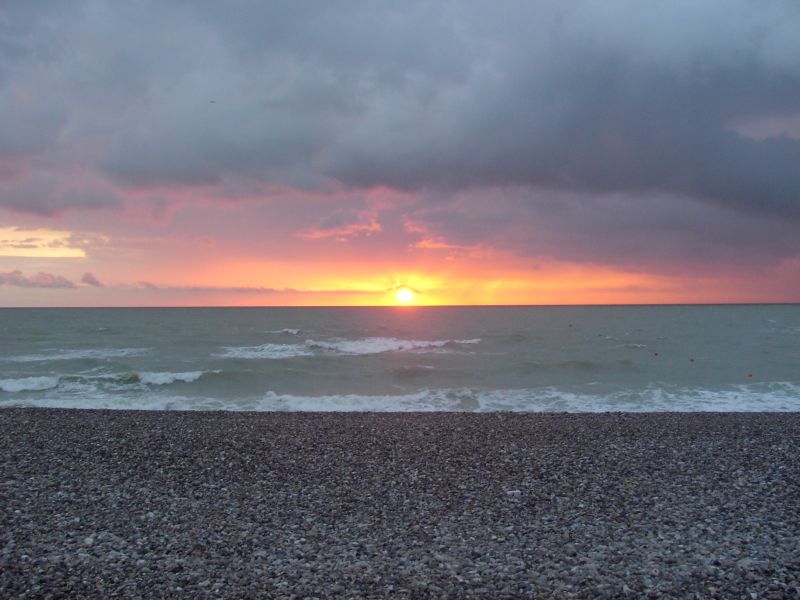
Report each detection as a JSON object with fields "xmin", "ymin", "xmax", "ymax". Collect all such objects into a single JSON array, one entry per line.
[{"xmin": 1, "ymin": 409, "xmax": 799, "ymax": 598}]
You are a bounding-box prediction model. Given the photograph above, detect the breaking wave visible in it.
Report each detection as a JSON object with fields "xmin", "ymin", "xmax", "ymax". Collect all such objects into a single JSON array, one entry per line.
[
  {"xmin": 217, "ymin": 337, "xmax": 481, "ymax": 359},
  {"xmin": 306, "ymin": 337, "xmax": 481, "ymax": 355},
  {"xmin": 138, "ymin": 371, "xmax": 207, "ymax": 385},
  {"xmin": 3, "ymin": 382, "xmax": 799, "ymax": 412},
  {"xmin": 258, "ymin": 383, "xmax": 800, "ymax": 412},
  {"xmin": 6, "ymin": 348, "xmax": 149, "ymax": 363},
  {"xmin": 0, "ymin": 376, "xmax": 60, "ymax": 393},
  {"xmin": 216, "ymin": 344, "xmax": 314, "ymax": 359},
  {"xmin": 0, "ymin": 370, "xmax": 214, "ymax": 394}
]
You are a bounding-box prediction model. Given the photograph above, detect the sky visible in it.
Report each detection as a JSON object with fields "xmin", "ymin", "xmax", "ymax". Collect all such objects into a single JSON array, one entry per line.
[{"xmin": 1, "ymin": 1, "xmax": 799, "ymax": 306}]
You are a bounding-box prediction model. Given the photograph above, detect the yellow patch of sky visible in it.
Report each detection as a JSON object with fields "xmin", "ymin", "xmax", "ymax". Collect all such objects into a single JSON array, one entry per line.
[{"xmin": 0, "ymin": 227, "xmax": 87, "ymax": 258}]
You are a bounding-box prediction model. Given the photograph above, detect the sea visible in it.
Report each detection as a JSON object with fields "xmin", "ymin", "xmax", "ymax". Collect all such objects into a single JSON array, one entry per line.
[{"xmin": 1, "ymin": 305, "xmax": 798, "ymax": 412}]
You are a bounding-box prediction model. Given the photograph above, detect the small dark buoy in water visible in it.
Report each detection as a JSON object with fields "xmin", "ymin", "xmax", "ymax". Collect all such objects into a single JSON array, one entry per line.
[
  {"xmin": 689, "ymin": 358, "xmax": 694, "ymax": 362},
  {"xmin": 654, "ymin": 352, "xmax": 659, "ymax": 356},
  {"xmin": 748, "ymin": 373, "xmax": 753, "ymax": 378}
]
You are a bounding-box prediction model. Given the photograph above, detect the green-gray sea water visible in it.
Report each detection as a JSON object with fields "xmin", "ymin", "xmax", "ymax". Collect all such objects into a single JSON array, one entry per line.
[{"xmin": 1, "ymin": 305, "xmax": 798, "ymax": 411}]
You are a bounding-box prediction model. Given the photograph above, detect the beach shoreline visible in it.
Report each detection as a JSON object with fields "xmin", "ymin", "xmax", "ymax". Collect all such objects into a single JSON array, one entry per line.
[{"xmin": 2, "ymin": 408, "xmax": 798, "ymax": 598}]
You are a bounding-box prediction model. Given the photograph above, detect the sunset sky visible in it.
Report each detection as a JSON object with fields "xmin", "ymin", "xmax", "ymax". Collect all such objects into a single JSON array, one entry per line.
[{"xmin": 1, "ymin": 1, "xmax": 799, "ymax": 306}]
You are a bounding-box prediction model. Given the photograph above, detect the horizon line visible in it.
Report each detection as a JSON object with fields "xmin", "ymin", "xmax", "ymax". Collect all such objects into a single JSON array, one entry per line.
[{"xmin": 0, "ymin": 302, "xmax": 798, "ymax": 309}]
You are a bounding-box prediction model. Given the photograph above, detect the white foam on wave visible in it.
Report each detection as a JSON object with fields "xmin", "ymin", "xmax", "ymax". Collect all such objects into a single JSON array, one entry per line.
[
  {"xmin": 305, "ymin": 337, "xmax": 481, "ymax": 355},
  {"xmin": 0, "ymin": 376, "xmax": 60, "ymax": 393},
  {"xmin": 216, "ymin": 337, "xmax": 480, "ymax": 360},
  {"xmin": 258, "ymin": 389, "xmax": 467, "ymax": 411},
  {"xmin": 0, "ymin": 372, "xmax": 224, "ymax": 410},
  {"xmin": 0, "ymin": 369, "xmax": 214, "ymax": 396},
  {"xmin": 139, "ymin": 371, "xmax": 207, "ymax": 385},
  {"xmin": 267, "ymin": 328, "xmax": 301, "ymax": 335},
  {"xmin": 473, "ymin": 382, "xmax": 800, "ymax": 412},
  {"xmin": 4, "ymin": 382, "xmax": 798, "ymax": 413},
  {"xmin": 6, "ymin": 347, "xmax": 148, "ymax": 363},
  {"xmin": 216, "ymin": 343, "xmax": 313, "ymax": 359},
  {"xmin": 0, "ymin": 393, "xmax": 221, "ymax": 412},
  {"xmin": 638, "ymin": 382, "xmax": 800, "ymax": 412},
  {"xmin": 259, "ymin": 382, "xmax": 800, "ymax": 412}
]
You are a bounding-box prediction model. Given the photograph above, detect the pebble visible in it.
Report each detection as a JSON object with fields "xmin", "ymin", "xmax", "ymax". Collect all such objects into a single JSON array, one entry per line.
[{"xmin": 1, "ymin": 409, "xmax": 798, "ymax": 598}]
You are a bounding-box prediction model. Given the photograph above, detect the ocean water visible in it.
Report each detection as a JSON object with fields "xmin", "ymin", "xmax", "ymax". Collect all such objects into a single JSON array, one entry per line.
[{"xmin": 1, "ymin": 305, "xmax": 798, "ymax": 412}]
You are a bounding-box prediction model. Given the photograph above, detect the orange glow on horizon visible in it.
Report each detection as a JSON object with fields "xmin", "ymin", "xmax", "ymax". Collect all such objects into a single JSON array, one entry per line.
[
  {"xmin": 6, "ymin": 235, "xmax": 796, "ymax": 307},
  {"xmin": 167, "ymin": 258, "xmax": 692, "ymax": 306}
]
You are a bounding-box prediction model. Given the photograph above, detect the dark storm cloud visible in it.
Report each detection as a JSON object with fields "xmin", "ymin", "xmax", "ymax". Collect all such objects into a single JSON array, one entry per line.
[
  {"xmin": 91, "ymin": 1, "xmax": 471, "ymax": 190},
  {"xmin": 409, "ymin": 188, "xmax": 800, "ymax": 269},
  {"xmin": 326, "ymin": 2, "xmax": 800, "ymax": 220},
  {"xmin": 1, "ymin": 1, "xmax": 799, "ymax": 262}
]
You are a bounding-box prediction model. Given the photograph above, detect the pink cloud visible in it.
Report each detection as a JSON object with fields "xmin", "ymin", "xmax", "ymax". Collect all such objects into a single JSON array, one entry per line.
[{"xmin": 298, "ymin": 210, "xmax": 382, "ymax": 241}]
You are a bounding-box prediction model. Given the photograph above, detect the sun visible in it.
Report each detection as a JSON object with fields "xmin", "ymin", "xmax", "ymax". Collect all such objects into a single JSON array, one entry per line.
[{"xmin": 395, "ymin": 287, "xmax": 415, "ymax": 304}]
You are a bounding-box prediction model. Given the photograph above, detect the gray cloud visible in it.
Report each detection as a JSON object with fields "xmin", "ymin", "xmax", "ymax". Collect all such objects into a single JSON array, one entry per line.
[
  {"xmin": 0, "ymin": 176, "xmax": 121, "ymax": 215},
  {"xmin": 1, "ymin": 1, "xmax": 799, "ymax": 265},
  {"xmin": 409, "ymin": 188, "xmax": 800, "ymax": 270},
  {"xmin": 0, "ymin": 270, "xmax": 75, "ymax": 288},
  {"xmin": 81, "ymin": 272, "xmax": 103, "ymax": 287},
  {"xmin": 327, "ymin": 3, "xmax": 800, "ymax": 220},
  {"xmin": 5, "ymin": 3, "xmax": 798, "ymax": 199}
]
